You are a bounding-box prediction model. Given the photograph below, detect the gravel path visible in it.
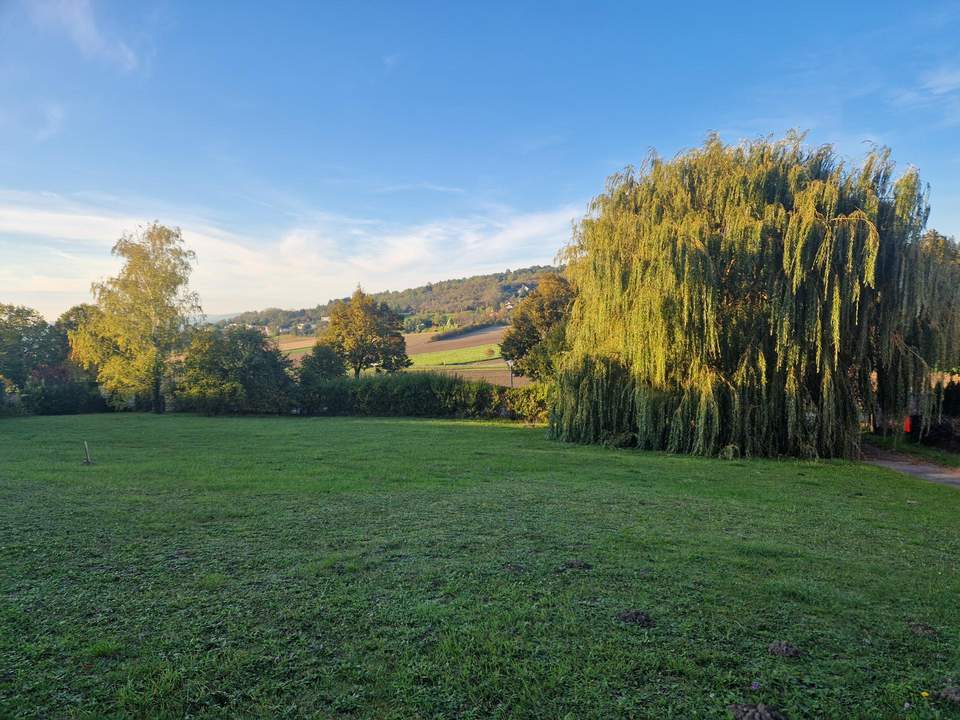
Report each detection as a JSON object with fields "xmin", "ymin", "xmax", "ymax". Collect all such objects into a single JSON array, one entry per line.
[{"xmin": 862, "ymin": 445, "xmax": 960, "ymax": 489}]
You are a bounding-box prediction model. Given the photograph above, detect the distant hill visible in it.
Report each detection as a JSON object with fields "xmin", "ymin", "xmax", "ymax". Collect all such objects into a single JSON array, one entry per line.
[{"xmin": 221, "ymin": 265, "xmax": 560, "ymax": 334}]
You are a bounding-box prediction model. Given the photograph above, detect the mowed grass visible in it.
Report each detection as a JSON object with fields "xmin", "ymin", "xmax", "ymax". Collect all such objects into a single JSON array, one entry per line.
[
  {"xmin": 2, "ymin": 415, "xmax": 959, "ymax": 719},
  {"xmin": 409, "ymin": 343, "xmax": 501, "ymax": 367}
]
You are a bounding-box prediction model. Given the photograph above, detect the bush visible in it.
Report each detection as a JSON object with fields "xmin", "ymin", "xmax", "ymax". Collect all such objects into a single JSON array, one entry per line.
[
  {"xmin": 22, "ymin": 379, "xmax": 108, "ymax": 415},
  {"xmin": 17, "ymin": 365, "xmax": 108, "ymax": 416},
  {"xmin": 297, "ymin": 342, "xmax": 347, "ymax": 410},
  {"xmin": 173, "ymin": 327, "xmax": 293, "ymax": 414},
  {"xmin": 0, "ymin": 380, "xmax": 24, "ymax": 417},
  {"xmin": 501, "ymin": 383, "xmax": 552, "ymax": 423},
  {"xmin": 298, "ymin": 371, "xmax": 549, "ymax": 422},
  {"xmin": 297, "ymin": 376, "xmax": 355, "ymax": 416}
]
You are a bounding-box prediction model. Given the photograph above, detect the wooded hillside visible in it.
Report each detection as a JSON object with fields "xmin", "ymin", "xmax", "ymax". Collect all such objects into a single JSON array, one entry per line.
[{"xmin": 221, "ymin": 265, "xmax": 557, "ymax": 333}]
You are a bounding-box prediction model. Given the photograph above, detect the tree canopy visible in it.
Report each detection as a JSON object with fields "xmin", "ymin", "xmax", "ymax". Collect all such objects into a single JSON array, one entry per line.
[
  {"xmin": 500, "ymin": 273, "xmax": 573, "ymax": 381},
  {"xmin": 70, "ymin": 223, "xmax": 201, "ymax": 411},
  {"xmin": 299, "ymin": 342, "xmax": 347, "ymax": 383},
  {"xmin": 552, "ymin": 134, "xmax": 960, "ymax": 458},
  {"xmin": 174, "ymin": 326, "xmax": 292, "ymax": 414},
  {"xmin": 0, "ymin": 304, "xmax": 67, "ymax": 390},
  {"xmin": 325, "ymin": 288, "xmax": 410, "ymax": 378}
]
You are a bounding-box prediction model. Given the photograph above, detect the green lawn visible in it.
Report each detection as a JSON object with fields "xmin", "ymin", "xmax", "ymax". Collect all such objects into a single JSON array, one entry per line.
[
  {"xmin": 2, "ymin": 415, "xmax": 959, "ymax": 719},
  {"xmin": 409, "ymin": 343, "xmax": 501, "ymax": 367}
]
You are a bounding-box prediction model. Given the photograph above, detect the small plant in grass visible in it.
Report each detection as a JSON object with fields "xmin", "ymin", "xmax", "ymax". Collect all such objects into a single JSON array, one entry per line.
[{"xmin": 85, "ymin": 638, "xmax": 123, "ymax": 659}]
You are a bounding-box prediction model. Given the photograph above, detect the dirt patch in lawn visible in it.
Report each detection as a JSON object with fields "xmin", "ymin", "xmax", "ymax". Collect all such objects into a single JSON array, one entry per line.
[
  {"xmin": 937, "ymin": 687, "xmax": 960, "ymax": 704},
  {"xmin": 728, "ymin": 703, "xmax": 788, "ymax": 719},
  {"xmin": 908, "ymin": 621, "xmax": 937, "ymax": 637},
  {"xmin": 767, "ymin": 641, "xmax": 802, "ymax": 657},
  {"xmin": 616, "ymin": 610, "xmax": 655, "ymax": 627},
  {"xmin": 558, "ymin": 559, "xmax": 592, "ymax": 571}
]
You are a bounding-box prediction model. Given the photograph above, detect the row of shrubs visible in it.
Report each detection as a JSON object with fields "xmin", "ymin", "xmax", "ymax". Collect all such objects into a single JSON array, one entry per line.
[
  {"xmin": 174, "ymin": 369, "xmax": 550, "ymax": 423},
  {"xmin": 1, "ymin": 376, "xmax": 108, "ymax": 417},
  {"xmin": 298, "ymin": 372, "xmax": 549, "ymax": 421}
]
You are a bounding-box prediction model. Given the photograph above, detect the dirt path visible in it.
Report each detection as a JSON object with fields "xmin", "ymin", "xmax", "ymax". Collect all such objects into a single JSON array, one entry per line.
[{"xmin": 862, "ymin": 445, "xmax": 960, "ymax": 489}]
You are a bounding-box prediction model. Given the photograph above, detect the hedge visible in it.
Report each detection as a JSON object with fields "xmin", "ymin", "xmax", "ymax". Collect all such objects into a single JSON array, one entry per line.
[{"xmin": 298, "ymin": 371, "xmax": 549, "ymax": 423}]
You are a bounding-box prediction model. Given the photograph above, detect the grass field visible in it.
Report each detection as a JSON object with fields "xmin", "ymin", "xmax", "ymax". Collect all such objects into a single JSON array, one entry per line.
[
  {"xmin": 2, "ymin": 415, "xmax": 959, "ymax": 719},
  {"xmin": 409, "ymin": 343, "xmax": 501, "ymax": 367}
]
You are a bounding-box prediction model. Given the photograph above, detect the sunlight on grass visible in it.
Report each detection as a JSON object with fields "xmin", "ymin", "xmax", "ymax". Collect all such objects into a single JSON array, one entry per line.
[{"xmin": 2, "ymin": 414, "xmax": 959, "ymax": 718}]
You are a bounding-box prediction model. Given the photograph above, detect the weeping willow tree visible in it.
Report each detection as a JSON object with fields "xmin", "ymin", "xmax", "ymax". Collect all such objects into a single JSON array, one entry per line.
[{"xmin": 551, "ymin": 134, "xmax": 960, "ymax": 458}]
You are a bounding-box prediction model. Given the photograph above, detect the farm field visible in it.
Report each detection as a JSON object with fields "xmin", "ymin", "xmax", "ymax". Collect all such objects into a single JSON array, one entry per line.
[
  {"xmin": 2, "ymin": 415, "xmax": 959, "ymax": 718},
  {"xmin": 279, "ymin": 325, "xmax": 523, "ymax": 386},
  {"xmin": 409, "ymin": 343, "xmax": 500, "ymax": 367}
]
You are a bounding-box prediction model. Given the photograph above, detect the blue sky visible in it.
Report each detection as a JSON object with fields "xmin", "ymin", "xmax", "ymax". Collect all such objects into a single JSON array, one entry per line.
[{"xmin": 2, "ymin": 1, "xmax": 960, "ymax": 318}]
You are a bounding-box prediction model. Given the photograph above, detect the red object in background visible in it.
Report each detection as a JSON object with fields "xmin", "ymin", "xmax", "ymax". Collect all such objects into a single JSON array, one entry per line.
[{"xmin": 903, "ymin": 415, "xmax": 912, "ymax": 433}]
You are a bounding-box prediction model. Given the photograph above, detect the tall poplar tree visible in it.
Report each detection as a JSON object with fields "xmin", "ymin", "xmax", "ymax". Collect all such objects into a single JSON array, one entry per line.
[
  {"xmin": 552, "ymin": 134, "xmax": 960, "ymax": 458},
  {"xmin": 71, "ymin": 223, "xmax": 201, "ymax": 411}
]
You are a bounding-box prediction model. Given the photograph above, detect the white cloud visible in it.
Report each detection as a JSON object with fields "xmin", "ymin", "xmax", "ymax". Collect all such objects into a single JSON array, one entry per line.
[
  {"xmin": 0, "ymin": 191, "xmax": 580, "ymax": 319},
  {"xmin": 922, "ymin": 66, "xmax": 960, "ymax": 96},
  {"xmin": 890, "ymin": 63, "xmax": 960, "ymax": 126},
  {"xmin": 26, "ymin": 0, "xmax": 138, "ymax": 72}
]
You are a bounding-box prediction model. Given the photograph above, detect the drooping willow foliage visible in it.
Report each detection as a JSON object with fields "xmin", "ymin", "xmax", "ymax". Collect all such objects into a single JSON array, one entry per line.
[{"xmin": 551, "ymin": 134, "xmax": 960, "ymax": 458}]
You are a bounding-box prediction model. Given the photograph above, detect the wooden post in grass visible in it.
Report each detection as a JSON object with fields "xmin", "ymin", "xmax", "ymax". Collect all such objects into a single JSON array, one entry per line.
[{"xmin": 82, "ymin": 441, "xmax": 93, "ymax": 465}]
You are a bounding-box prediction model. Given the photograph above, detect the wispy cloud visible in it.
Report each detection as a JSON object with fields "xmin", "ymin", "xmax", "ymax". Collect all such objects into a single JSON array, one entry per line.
[
  {"xmin": 373, "ymin": 182, "xmax": 465, "ymax": 195},
  {"xmin": 890, "ymin": 62, "xmax": 960, "ymax": 126},
  {"xmin": 35, "ymin": 102, "xmax": 65, "ymax": 141},
  {"xmin": 0, "ymin": 191, "xmax": 579, "ymax": 318},
  {"xmin": 517, "ymin": 133, "xmax": 566, "ymax": 155},
  {"xmin": 25, "ymin": 0, "xmax": 138, "ymax": 72},
  {"xmin": 0, "ymin": 101, "xmax": 66, "ymax": 142},
  {"xmin": 922, "ymin": 65, "xmax": 960, "ymax": 96}
]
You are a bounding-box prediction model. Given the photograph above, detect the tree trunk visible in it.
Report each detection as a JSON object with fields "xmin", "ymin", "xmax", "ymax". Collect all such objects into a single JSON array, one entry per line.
[
  {"xmin": 353, "ymin": 366, "xmax": 361, "ymax": 379},
  {"xmin": 152, "ymin": 367, "xmax": 164, "ymax": 413}
]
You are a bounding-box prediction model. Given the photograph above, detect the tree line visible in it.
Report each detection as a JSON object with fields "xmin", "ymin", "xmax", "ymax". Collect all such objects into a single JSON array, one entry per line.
[
  {"xmin": 1, "ymin": 224, "xmax": 414, "ymax": 415},
  {"xmin": 4, "ymin": 133, "xmax": 959, "ymax": 458}
]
